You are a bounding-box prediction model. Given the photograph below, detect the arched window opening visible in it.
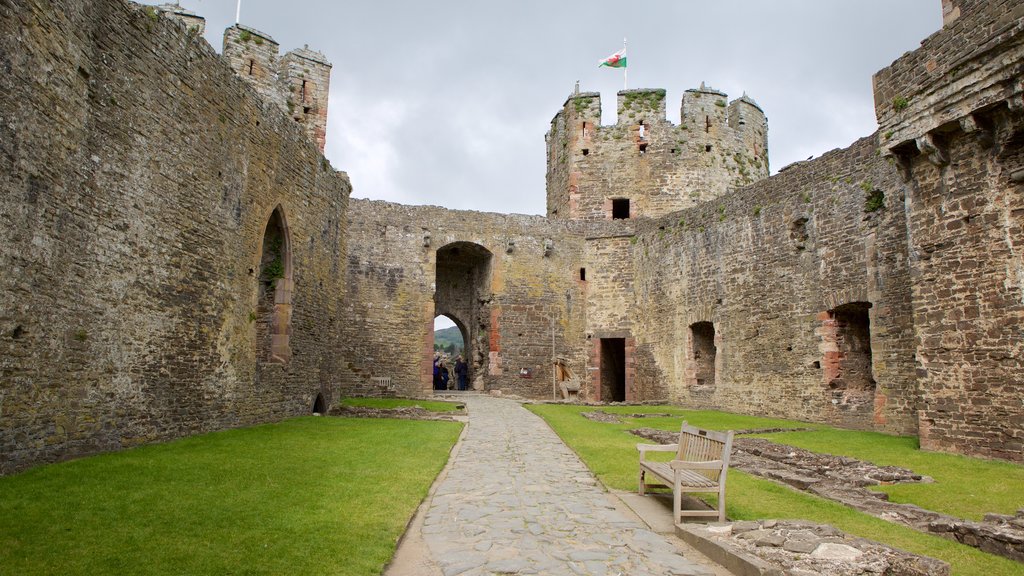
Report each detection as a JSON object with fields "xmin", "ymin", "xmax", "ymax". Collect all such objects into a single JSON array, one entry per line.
[
  {"xmin": 313, "ymin": 392, "xmax": 326, "ymax": 414},
  {"xmin": 256, "ymin": 206, "xmax": 292, "ymax": 364}
]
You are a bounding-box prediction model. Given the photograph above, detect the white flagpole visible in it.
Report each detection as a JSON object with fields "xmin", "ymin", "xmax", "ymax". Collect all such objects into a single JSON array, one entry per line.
[
  {"xmin": 623, "ymin": 37, "xmax": 628, "ymax": 90},
  {"xmin": 235, "ymin": 0, "xmax": 241, "ymax": 24}
]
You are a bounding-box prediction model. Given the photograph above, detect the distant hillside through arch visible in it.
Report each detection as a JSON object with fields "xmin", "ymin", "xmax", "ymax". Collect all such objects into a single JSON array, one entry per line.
[{"xmin": 433, "ymin": 326, "xmax": 464, "ymax": 355}]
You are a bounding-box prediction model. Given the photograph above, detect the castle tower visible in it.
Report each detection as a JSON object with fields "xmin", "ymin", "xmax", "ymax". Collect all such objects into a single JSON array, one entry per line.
[
  {"xmin": 546, "ymin": 85, "xmax": 769, "ymax": 221},
  {"xmin": 222, "ymin": 24, "xmax": 286, "ymax": 110},
  {"xmin": 221, "ymin": 25, "xmax": 334, "ymax": 151},
  {"xmin": 156, "ymin": 3, "xmax": 205, "ymax": 35},
  {"xmin": 279, "ymin": 47, "xmax": 332, "ymax": 152}
]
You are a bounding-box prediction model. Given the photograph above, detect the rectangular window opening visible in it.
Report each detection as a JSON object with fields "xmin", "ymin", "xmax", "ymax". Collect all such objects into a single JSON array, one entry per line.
[
  {"xmin": 579, "ymin": 267, "xmax": 586, "ymax": 281},
  {"xmin": 705, "ymin": 144, "xmax": 713, "ymax": 152},
  {"xmin": 638, "ymin": 142, "xmax": 648, "ymax": 154},
  {"xmin": 611, "ymin": 198, "xmax": 630, "ymax": 220},
  {"xmin": 690, "ymin": 322, "xmax": 717, "ymax": 387},
  {"xmin": 582, "ymin": 148, "xmax": 589, "ymax": 156}
]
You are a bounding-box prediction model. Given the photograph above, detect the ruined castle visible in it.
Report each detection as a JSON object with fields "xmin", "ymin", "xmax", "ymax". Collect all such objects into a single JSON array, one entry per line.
[{"xmin": 1, "ymin": 0, "xmax": 1021, "ymax": 475}]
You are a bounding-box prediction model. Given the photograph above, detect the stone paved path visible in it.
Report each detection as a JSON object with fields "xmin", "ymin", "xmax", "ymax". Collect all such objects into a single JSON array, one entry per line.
[{"xmin": 420, "ymin": 396, "xmax": 713, "ymax": 576}]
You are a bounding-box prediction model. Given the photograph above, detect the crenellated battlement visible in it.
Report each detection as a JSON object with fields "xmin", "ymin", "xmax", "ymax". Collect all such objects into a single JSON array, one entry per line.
[
  {"xmin": 546, "ymin": 85, "xmax": 769, "ymax": 221},
  {"xmin": 221, "ymin": 24, "xmax": 332, "ymax": 152}
]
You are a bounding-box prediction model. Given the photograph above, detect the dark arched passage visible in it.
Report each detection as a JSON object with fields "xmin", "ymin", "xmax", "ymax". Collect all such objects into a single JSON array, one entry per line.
[{"xmin": 431, "ymin": 242, "xmax": 492, "ymax": 392}]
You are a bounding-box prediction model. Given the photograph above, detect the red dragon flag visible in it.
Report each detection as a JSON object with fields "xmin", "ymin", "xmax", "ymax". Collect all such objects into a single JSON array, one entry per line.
[{"xmin": 598, "ymin": 48, "xmax": 627, "ymax": 68}]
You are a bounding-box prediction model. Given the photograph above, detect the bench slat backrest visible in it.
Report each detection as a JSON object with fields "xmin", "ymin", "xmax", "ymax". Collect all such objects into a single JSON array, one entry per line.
[{"xmin": 675, "ymin": 421, "xmax": 734, "ymax": 481}]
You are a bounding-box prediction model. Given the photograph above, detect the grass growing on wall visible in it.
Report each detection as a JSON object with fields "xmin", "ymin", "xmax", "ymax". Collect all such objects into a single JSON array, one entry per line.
[
  {"xmin": 526, "ymin": 404, "xmax": 1024, "ymax": 576},
  {"xmin": 0, "ymin": 417, "xmax": 462, "ymax": 576}
]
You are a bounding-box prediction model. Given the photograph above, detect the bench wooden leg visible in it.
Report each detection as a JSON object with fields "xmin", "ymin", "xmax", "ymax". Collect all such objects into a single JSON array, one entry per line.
[
  {"xmin": 673, "ymin": 475, "xmax": 682, "ymax": 525},
  {"xmin": 717, "ymin": 483, "xmax": 726, "ymax": 522},
  {"xmin": 638, "ymin": 468, "xmax": 645, "ymax": 495}
]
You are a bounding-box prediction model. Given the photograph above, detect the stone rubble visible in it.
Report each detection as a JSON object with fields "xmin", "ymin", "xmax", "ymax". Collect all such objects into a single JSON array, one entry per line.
[{"xmin": 684, "ymin": 520, "xmax": 949, "ymax": 576}]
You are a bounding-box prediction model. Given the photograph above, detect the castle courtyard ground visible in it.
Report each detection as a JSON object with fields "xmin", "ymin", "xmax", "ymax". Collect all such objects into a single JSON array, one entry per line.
[{"xmin": 387, "ymin": 394, "xmax": 723, "ymax": 576}]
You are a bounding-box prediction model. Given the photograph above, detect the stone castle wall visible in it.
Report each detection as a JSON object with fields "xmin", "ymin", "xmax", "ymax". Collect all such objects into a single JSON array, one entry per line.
[
  {"xmin": 546, "ymin": 87, "xmax": 769, "ymax": 221},
  {"xmin": 628, "ymin": 137, "xmax": 919, "ymax": 434},
  {"xmin": 874, "ymin": 0, "xmax": 1024, "ymax": 460},
  {"xmin": 0, "ymin": 0, "xmax": 350, "ymax": 474},
  {"xmin": 1, "ymin": 0, "xmax": 1021, "ymax": 474},
  {"xmin": 339, "ymin": 199, "xmax": 591, "ymax": 399}
]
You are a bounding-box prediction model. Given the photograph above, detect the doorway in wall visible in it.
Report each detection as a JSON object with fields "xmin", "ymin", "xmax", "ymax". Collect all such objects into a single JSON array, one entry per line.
[
  {"xmin": 600, "ymin": 338, "xmax": 626, "ymax": 402},
  {"xmin": 432, "ymin": 314, "xmax": 467, "ymax": 391},
  {"xmin": 432, "ymin": 242, "xmax": 493, "ymax": 392}
]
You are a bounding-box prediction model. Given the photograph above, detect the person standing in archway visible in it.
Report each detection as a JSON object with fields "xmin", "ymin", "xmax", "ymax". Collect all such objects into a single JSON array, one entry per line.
[
  {"xmin": 440, "ymin": 361, "xmax": 450, "ymax": 390},
  {"xmin": 455, "ymin": 356, "xmax": 468, "ymax": 391},
  {"xmin": 433, "ymin": 353, "xmax": 442, "ymax": 390}
]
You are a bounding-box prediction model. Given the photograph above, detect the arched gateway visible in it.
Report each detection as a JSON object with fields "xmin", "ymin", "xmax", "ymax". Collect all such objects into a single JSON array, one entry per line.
[{"xmin": 429, "ymin": 242, "xmax": 493, "ymax": 393}]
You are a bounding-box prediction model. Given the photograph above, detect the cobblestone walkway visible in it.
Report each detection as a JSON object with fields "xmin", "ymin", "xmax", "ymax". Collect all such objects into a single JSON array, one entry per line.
[{"xmin": 420, "ymin": 396, "xmax": 713, "ymax": 576}]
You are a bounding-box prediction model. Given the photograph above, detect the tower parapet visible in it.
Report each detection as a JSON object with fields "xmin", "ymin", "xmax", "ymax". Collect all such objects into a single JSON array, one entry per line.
[
  {"xmin": 280, "ymin": 46, "xmax": 332, "ymax": 153},
  {"xmin": 222, "ymin": 25, "xmax": 332, "ymax": 152},
  {"xmin": 155, "ymin": 3, "xmax": 205, "ymax": 35},
  {"xmin": 223, "ymin": 25, "xmax": 285, "ymax": 109},
  {"xmin": 546, "ymin": 85, "xmax": 769, "ymax": 221}
]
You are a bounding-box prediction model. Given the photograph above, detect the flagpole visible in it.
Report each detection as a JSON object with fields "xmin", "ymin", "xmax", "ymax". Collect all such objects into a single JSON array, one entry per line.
[
  {"xmin": 235, "ymin": 0, "xmax": 241, "ymax": 24},
  {"xmin": 623, "ymin": 37, "xmax": 628, "ymax": 90}
]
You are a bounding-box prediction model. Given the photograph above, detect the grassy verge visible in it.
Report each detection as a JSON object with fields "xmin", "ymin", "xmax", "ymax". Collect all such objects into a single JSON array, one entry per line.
[
  {"xmin": 753, "ymin": 428, "xmax": 1024, "ymax": 521},
  {"xmin": 341, "ymin": 397, "xmax": 464, "ymax": 412},
  {"xmin": 0, "ymin": 417, "xmax": 462, "ymax": 576},
  {"xmin": 526, "ymin": 404, "xmax": 1023, "ymax": 576}
]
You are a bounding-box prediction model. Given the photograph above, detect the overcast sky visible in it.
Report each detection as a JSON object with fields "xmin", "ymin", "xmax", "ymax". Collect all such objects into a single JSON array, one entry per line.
[{"xmin": 150, "ymin": 1, "xmax": 940, "ymax": 216}]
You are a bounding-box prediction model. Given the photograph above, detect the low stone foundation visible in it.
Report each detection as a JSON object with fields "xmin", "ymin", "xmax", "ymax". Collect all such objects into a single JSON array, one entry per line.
[{"xmin": 678, "ymin": 520, "xmax": 950, "ymax": 576}]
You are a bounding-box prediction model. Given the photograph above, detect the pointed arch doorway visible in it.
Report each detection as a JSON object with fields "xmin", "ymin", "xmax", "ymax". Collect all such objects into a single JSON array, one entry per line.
[{"xmin": 430, "ymin": 242, "xmax": 493, "ymax": 393}]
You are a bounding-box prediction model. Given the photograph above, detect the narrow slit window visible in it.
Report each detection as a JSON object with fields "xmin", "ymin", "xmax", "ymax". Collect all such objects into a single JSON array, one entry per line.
[
  {"xmin": 639, "ymin": 120, "xmax": 646, "ymax": 139},
  {"xmin": 579, "ymin": 267, "xmax": 587, "ymax": 281},
  {"xmin": 582, "ymin": 121, "xmax": 587, "ymax": 138},
  {"xmin": 705, "ymin": 115, "xmax": 711, "ymax": 133},
  {"xmin": 300, "ymin": 80, "xmax": 307, "ymax": 102},
  {"xmin": 247, "ymin": 59, "xmax": 255, "ymax": 75}
]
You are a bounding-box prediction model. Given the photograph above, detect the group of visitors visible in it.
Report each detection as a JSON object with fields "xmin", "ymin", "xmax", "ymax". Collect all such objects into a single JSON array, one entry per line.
[{"xmin": 433, "ymin": 354, "xmax": 469, "ymax": 391}]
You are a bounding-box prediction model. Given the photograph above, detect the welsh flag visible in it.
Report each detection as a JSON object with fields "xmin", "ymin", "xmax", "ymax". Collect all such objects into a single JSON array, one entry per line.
[{"xmin": 599, "ymin": 48, "xmax": 627, "ymax": 68}]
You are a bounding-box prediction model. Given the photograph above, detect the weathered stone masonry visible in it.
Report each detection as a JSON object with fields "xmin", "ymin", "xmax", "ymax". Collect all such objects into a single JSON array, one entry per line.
[
  {"xmin": 338, "ymin": 199, "xmax": 593, "ymax": 399},
  {"xmin": 0, "ymin": 0, "xmax": 349, "ymax": 474},
  {"xmin": 1, "ymin": 0, "xmax": 1021, "ymax": 474},
  {"xmin": 629, "ymin": 137, "xmax": 918, "ymax": 435},
  {"xmin": 874, "ymin": 0, "xmax": 1024, "ymax": 460}
]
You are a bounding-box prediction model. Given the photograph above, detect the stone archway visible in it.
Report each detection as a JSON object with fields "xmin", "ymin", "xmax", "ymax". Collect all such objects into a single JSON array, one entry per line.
[
  {"xmin": 433, "ymin": 313, "xmax": 468, "ymax": 390},
  {"xmin": 432, "ymin": 242, "xmax": 493, "ymax": 392}
]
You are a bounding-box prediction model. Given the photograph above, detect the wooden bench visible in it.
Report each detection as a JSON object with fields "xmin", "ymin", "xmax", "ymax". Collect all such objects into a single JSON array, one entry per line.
[{"xmin": 637, "ymin": 421, "xmax": 735, "ymax": 523}]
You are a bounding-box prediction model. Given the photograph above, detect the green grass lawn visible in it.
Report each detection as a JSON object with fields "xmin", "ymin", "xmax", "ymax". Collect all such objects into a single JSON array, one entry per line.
[
  {"xmin": 341, "ymin": 397, "xmax": 464, "ymax": 412},
  {"xmin": 527, "ymin": 404, "xmax": 1024, "ymax": 576},
  {"xmin": 0, "ymin": 417, "xmax": 462, "ymax": 576}
]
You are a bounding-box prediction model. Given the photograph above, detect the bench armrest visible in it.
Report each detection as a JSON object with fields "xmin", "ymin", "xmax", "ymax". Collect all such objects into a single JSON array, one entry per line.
[
  {"xmin": 637, "ymin": 443, "xmax": 678, "ymax": 461},
  {"xmin": 670, "ymin": 459, "xmax": 724, "ymax": 470}
]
